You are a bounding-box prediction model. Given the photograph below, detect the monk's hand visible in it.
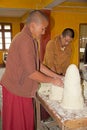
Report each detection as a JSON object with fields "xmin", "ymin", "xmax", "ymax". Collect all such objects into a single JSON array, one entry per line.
[{"xmin": 52, "ymin": 77, "xmax": 64, "ymax": 87}]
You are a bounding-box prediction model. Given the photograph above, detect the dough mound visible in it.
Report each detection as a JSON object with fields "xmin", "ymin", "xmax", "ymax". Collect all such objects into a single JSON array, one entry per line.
[
  {"xmin": 38, "ymin": 83, "xmax": 63, "ymax": 102},
  {"xmin": 61, "ymin": 64, "xmax": 84, "ymax": 110}
]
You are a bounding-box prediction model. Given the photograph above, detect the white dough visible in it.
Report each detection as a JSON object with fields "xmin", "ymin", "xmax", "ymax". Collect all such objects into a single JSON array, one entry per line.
[
  {"xmin": 61, "ymin": 64, "xmax": 84, "ymax": 110},
  {"xmin": 38, "ymin": 83, "xmax": 51, "ymax": 95},
  {"xmin": 49, "ymin": 85, "xmax": 63, "ymax": 102},
  {"xmin": 38, "ymin": 83, "xmax": 63, "ymax": 102},
  {"xmin": 83, "ymin": 80, "xmax": 87, "ymax": 99}
]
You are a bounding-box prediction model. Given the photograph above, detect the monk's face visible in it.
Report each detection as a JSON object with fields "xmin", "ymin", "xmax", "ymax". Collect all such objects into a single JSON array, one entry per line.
[
  {"xmin": 61, "ymin": 35, "xmax": 73, "ymax": 47},
  {"xmin": 30, "ymin": 19, "xmax": 48, "ymax": 40}
]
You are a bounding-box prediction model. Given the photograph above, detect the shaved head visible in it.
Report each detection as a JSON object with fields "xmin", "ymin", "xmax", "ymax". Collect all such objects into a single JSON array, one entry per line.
[
  {"xmin": 26, "ymin": 10, "xmax": 49, "ymax": 39},
  {"xmin": 26, "ymin": 10, "xmax": 48, "ymax": 25}
]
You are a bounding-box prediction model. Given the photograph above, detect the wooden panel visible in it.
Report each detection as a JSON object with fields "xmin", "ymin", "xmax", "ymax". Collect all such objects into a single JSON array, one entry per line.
[{"xmin": 64, "ymin": 118, "xmax": 87, "ymax": 129}]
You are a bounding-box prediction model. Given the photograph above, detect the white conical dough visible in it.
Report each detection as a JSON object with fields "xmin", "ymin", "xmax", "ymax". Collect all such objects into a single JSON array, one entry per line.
[{"xmin": 61, "ymin": 64, "xmax": 84, "ymax": 110}]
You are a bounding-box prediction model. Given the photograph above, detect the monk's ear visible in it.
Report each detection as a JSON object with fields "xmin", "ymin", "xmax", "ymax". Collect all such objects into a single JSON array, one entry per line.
[
  {"xmin": 61, "ymin": 35, "xmax": 63, "ymax": 39},
  {"xmin": 29, "ymin": 22, "xmax": 36, "ymax": 32}
]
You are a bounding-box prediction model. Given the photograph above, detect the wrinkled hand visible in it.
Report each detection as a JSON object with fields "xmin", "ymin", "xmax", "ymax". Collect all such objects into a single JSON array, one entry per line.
[{"xmin": 52, "ymin": 77, "xmax": 64, "ymax": 87}]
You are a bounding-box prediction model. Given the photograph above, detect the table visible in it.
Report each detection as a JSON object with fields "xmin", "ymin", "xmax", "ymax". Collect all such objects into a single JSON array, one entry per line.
[{"xmin": 36, "ymin": 92, "xmax": 87, "ymax": 130}]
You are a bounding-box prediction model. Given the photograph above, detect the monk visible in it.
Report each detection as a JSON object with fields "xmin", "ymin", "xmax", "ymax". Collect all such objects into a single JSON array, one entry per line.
[
  {"xmin": 43, "ymin": 28, "xmax": 74, "ymax": 75},
  {"xmin": 1, "ymin": 10, "xmax": 63, "ymax": 130}
]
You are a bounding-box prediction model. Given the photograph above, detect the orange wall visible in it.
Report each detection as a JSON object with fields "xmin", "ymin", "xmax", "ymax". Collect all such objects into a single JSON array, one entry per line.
[{"xmin": 51, "ymin": 11, "xmax": 87, "ymax": 66}]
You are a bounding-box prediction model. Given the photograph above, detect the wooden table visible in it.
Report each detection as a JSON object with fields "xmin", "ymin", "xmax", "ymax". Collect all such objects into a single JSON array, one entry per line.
[{"xmin": 36, "ymin": 92, "xmax": 87, "ymax": 130}]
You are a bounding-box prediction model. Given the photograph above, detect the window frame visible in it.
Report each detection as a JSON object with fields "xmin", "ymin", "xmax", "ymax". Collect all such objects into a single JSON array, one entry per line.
[{"xmin": 0, "ymin": 23, "xmax": 12, "ymax": 51}]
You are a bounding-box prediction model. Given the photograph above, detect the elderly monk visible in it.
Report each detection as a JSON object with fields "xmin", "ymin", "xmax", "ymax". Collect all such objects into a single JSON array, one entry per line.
[
  {"xmin": 1, "ymin": 10, "xmax": 63, "ymax": 130},
  {"xmin": 43, "ymin": 28, "xmax": 75, "ymax": 75}
]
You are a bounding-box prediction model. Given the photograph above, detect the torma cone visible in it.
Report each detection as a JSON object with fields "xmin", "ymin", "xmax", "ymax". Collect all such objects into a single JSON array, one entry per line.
[{"xmin": 61, "ymin": 64, "xmax": 84, "ymax": 110}]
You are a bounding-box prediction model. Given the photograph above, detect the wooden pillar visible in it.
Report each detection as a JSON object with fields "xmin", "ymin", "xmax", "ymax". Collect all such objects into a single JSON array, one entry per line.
[{"xmin": 40, "ymin": 10, "xmax": 51, "ymax": 62}]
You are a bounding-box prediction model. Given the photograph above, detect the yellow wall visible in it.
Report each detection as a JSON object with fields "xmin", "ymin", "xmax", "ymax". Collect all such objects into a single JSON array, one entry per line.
[
  {"xmin": 51, "ymin": 11, "xmax": 87, "ymax": 66},
  {"xmin": 0, "ymin": 17, "xmax": 21, "ymax": 64}
]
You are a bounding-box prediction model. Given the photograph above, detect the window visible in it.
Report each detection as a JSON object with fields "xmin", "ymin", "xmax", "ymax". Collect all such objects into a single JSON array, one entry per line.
[{"xmin": 0, "ymin": 23, "xmax": 12, "ymax": 50}]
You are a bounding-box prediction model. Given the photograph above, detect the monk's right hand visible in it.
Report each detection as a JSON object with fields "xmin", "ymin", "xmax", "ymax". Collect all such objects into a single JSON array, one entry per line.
[{"xmin": 52, "ymin": 77, "xmax": 64, "ymax": 87}]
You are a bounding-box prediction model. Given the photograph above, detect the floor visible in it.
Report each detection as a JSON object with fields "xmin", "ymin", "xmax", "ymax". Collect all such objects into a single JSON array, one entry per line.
[{"xmin": 42, "ymin": 120, "xmax": 60, "ymax": 130}]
